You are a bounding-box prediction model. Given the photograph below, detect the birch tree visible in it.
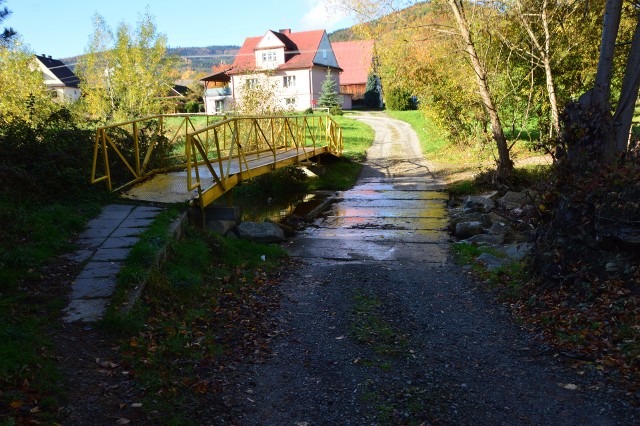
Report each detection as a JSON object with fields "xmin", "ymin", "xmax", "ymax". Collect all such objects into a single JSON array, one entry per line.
[{"xmin": 77, "ymin": 11, "xmax": 176, "ymax": 123}]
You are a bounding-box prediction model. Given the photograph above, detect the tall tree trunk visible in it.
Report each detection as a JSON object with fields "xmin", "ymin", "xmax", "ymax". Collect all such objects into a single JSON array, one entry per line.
[
  {"xmin": 613, "ymin": 14, "xmax": 640, "ymax": 152},
  {"xmin": 565, "ymin": 0, "xmax": 622, "ymax": 168},
  {"xmin": 540, "ymin": 0, "xmax": 560, "ymax": 136},
  {"xmin": 448, "ymin": 0, "xmax": 512, "ymax": 178},
  {"xmin": 590, "ymin": 0, "xmax": 623, "ymax": 111},
  {"xmin": 515, "ymin": 0, "xmax": 560, "ymax": 136}
]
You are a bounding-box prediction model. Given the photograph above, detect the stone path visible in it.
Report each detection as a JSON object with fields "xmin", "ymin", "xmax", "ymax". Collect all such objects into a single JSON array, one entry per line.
[{"xmin": 63, "ymin": 204, "xmax": 162, "ymax": 322}]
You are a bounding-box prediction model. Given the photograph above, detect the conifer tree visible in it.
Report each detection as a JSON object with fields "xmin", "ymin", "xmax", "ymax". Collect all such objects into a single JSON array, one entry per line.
[{"xmin": 318, "ymin": 68, "xmax": 339, "ymax": 108}]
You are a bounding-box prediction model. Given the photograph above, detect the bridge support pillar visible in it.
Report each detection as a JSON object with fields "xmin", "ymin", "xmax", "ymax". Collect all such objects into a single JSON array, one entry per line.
[{"xmin": 189, "ymin": 204, "xmax": 242, "ymax": 235}]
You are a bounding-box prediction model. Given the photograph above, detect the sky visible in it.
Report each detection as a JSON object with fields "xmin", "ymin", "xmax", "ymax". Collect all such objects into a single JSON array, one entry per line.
[{"xmin": 5, "ymin": 0, "xmax": 355, "ymax": 59}]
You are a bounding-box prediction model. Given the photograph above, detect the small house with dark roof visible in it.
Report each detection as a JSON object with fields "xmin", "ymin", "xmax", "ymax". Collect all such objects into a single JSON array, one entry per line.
[
  {"xmin": 227, "ymin": 29, "xmax": 350, "ymax": 112},
  {"xmin": 34, "ymin": 54, "xmax": 81, "ymax": 101}
]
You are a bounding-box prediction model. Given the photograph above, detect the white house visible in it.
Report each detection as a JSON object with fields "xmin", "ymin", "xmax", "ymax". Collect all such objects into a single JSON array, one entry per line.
[
  {"xmin": 34, "ymin": 54, "xmax": 81, "ymax": 102},
  {"xmin": 226, "ymin": 29, "xmax": 349, "ymax": 112}
]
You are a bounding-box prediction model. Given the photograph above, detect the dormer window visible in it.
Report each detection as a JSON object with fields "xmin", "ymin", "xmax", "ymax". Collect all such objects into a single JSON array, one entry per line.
[{"xmin": 261, "ymin": 52, "xmax": 276, "ymax": 62}]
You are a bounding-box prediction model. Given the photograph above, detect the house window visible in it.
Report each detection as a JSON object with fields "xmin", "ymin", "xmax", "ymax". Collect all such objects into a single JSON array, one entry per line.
[
  {"xmin": 285, "ymin": 98, "xmax": 296, "ymax": 106},
  {"xmin": 261, "ymin": 52, "xmax": 276, "ymax": 62},
  {"xmin": 246, "ymin": 79, "xmax": 257, "ymax": 89},
  {"xmin": 283, "ymin": 75, "xmax": 296, "ymax": 88},
  {"xmin": 215, "ymin": 100, "xmax": 224, "ymax": 114}
]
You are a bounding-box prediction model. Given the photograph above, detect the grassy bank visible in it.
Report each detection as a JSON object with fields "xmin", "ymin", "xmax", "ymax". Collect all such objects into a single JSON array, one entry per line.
[
  {"xmin": 0, "ymin": 191, "xmax": 112, "ymax": 423},
  {"xmin": 309, "ymin": 113, "xmax": 374, "ymax": 191}
]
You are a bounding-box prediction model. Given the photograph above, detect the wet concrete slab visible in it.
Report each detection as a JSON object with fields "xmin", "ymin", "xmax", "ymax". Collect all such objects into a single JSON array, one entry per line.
[
  {"xmin": 316, "ymin": 216, "xmax": 448, "ymax": 231},
  {"xmin": 341, "ymin": 189, "xmax": 449, "ymax": 201},
  {"xmin": 328, "ymin": 205, "xmax": 448, "ymax": 219},
  {"xmin": 285, "ymin": 238, "xmax": 449, "ymax": 264},
  {"xmin": 350, "ymin": 182, "xmax": 446, "ymax": 192},
  {"xmin": 333, "ymin": 198, "xmax": 446, "ymax": 209},
  {"xmin": 301, "ymin": 228, "xmax": 446, "ymax": 243}
]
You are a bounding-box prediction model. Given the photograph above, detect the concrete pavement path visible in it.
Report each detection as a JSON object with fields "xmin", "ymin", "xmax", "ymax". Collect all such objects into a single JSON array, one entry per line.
[{"xmin": 63, "ymin": 204, "xmax": 162, "ymax": 322}]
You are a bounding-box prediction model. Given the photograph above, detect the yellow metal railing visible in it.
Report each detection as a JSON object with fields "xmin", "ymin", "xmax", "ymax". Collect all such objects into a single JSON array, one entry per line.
[
  {"xmin": 90, "ymin": 114, "xmax": 220, "ymax": 191},
  {"xmin": 91, "ymin": 114, "xmax": 342, "ymax": 205},
  {"xmin": 184, "ymin": 115, "xmax": 342, "ymax": 207}
]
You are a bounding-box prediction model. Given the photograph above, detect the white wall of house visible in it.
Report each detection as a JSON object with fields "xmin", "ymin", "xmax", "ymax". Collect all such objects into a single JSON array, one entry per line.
[
  {"xmin": 232, "ymin": 69, "xmax": 317, "ymax": 111},
  {"xmin": 231, "ymin": 66, "xmax": 352, "ymax": 111},
  {"xmin": 59, "ymin": 86, "xmax": 81, "ymax": 101},
  {"xmin": 204, "ymin": 95, "xmax": 233, "ymax": 115}
]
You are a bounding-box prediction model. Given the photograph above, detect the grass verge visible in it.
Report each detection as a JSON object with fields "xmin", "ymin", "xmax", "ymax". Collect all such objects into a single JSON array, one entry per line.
[
  {"xmin": 309, "ymin": 114, "xmax": 374, "ymax": 191},
  {"xmin": 0, "ymin": 192, "xmax": 111, "ymax": 423},
  {"xmin": 105, "ymin": 225, "xmax": 287, "ymax": 422}
]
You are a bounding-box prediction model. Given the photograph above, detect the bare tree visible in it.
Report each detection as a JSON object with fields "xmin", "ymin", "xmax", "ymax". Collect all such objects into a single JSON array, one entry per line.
[{"xmin": 447, "ymin": 0, "xmax": 513, "ymax": 179}]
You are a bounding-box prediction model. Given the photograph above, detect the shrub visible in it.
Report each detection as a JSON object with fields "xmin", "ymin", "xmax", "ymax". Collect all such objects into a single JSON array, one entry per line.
[
  {"xmin": 385, "ymin": 88, "xmax": 415, "ymax": 111},
  {"xmin": 330, "ymin": 105, "xmax": 344, "ymax": 116},
  {"xmin": 185, "ymin": 101, "xmax": 200, "ymax": 114}
]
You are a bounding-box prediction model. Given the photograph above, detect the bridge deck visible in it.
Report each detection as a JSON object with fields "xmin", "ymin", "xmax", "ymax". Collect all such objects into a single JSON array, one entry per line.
[{"xmin": 121, "ymin": 146, "xmax": 327, "ymax": 204}]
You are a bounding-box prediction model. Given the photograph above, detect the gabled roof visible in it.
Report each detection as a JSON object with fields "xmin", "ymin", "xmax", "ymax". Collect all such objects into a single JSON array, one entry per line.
[
  {"xmin": 35, "ymin": 54, "xmax": 80, "ymax": 88},
  {"xmin": 229, "ymin": 29, "xmax": 341, "ymax": 74},
  {"xmin": 332, "ymin": 40, "xmax": 375, "ymax": 85},
  {"xmin": 200, "ymin": 68, "xmax": 233, "ymax": 83},
  {"xmin": 166, "ymin": 84, "xmax": 190, "ymax": 98}
]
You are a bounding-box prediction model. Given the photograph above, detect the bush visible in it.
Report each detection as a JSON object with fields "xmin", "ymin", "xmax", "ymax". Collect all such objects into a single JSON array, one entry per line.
[
  {"xmin": 304, "ymin": 107, "xmax": 314, "ymax": 115},
  {"xmin": 385, "ymin": 88, "xmax": 415, "ymax": 111},
  {"xmin": 330, "ymin": 105, "xmax": 344, "ymax": 116},
  {"xmin": 185, "ymin": 101, "xmax": 200, "ymax": 114},
  {"xmin": 0, "ymin": 110, "xmax": 95, "ymax": 200}
]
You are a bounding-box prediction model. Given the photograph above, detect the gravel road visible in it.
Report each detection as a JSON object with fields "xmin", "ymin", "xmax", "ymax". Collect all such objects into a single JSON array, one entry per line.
[{"xmin": 222, "ymin": 112, "xmax": 639, "ymax": 425}]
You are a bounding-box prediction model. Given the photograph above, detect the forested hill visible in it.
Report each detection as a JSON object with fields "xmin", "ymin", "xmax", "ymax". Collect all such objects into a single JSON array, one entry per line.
[
  {"xmin": 167, "ymin": 45, "xmax": 239, "ymax": 75},
  {"xmin": 62, "ymin": 45, "xmax": 240, "ymax": 77}
]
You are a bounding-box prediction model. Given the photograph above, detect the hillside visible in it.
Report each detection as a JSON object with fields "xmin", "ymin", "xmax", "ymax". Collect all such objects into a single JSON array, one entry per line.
[{"xmin": 62, "ymin": 44, "xmax": 240, "ymax": 78}]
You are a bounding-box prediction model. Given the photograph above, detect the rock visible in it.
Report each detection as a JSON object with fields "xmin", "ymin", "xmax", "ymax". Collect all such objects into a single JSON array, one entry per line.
[
  {"xmin": 236, "ymin": 221, "xmax": 286, "ymax": 243},
  {"xmin": 476, "ymin": 253, "xmax": 509, "ymax": 271},
  {"xmin": 598, "ymin": 227, "xmax": 640, "ymax": 246},
  {"xmin": 463, "ymin": 233, "xmax": 505, "ymax": 245},
  {"xmin": 497, "ymin": 191, "xmax": 533, "ymax": 210},
  {"xmin": 482, "ymin": 190, "xmax": 500, "ymax": 200},
  {"xmin": 488, "ymin": 221, "xmax": 512, "ymax": 236},
  {"xmin": 266, "ymin": 219, "xmax": 295, "ymax": 237},
  {"xmin": 206, "ymin": 219, "xmax": 237, "ymax": 236},
  {"xmin": 494, "ymin": 243, "xmax": 531, "ymax": 261},
  {"xmin": 455, "ymin": 221, "xmax": 484, "ymax": 239},
  {"xmin": 449, "ymin": 212, "xmax": 490, "ymax": 230},
  {"xmin": 463, "ymin": 195, "xmax": 496, "ymax": 213}
]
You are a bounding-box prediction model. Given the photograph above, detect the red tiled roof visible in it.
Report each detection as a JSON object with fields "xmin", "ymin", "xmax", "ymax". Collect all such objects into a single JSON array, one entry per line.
[
  {"xmin": 332, "ymin": 40, "xmax": 375, "ymax": 85},
  {"xmin": 229, "ymin": 30, "xmax": 335, "ymax": 74}
]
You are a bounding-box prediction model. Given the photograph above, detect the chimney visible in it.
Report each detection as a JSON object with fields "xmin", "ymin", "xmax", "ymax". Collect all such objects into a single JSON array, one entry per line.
[{"xmin": 279, "ymin": 29, "xmax": 291, "ymax": 35}]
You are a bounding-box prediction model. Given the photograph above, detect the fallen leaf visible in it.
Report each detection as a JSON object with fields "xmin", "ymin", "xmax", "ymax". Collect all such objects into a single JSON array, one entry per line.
[
  {"xmin": 561, "ymin": 383, "xmax": 578, "ymax": 390},
  {"xmin": 116, "ymin": 418, "xmax": 131, "ymax": 425},
  {"xmin": 10, "ymin": 400, "xmax": 23, "ymax": 409},
  {"xmin": 335, "ymin": 335, "xmax": 346, "ymax": 340}
]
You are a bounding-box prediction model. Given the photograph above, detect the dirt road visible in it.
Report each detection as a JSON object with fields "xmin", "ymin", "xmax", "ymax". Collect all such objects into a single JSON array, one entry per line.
[{"xmin": 221, "ymin": 112, "xmax": 637, "ymax": 425}]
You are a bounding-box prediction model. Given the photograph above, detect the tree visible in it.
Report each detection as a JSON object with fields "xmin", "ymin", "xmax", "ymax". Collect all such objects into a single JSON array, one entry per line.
[
  {"xmin": 0, "ymin": 43, "xmax": 57, "ymax": 125},
  {"xmin": 364, "ymin": 73, "xmax": 381, "ymax": 108},
  {"xmin": 0, "ymin": 0, "xmax": 16, "ymax": 47},
  {"xmin": 562, "ymin": 0, "xmax": 640, "ymax": 169},
  {"xmin": 318, "ymin": 68, "xmax": 340, "ymax": 108},
  {"xmin": 234, "ymin": 73, "xmax": 283, "ymax": 115},
  {"xmin": 447, "ymin": 0, "xmax": 513, "ymax": 179},
  {"xmin": 76, "ymin": 11, "xmax": 176, "ymax": 123}
]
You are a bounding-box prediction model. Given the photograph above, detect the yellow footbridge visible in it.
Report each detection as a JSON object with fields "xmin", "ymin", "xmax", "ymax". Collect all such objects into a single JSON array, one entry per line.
[{"xmin": 90, "ymin": 114, "xmax": 343, "ymax": 208}]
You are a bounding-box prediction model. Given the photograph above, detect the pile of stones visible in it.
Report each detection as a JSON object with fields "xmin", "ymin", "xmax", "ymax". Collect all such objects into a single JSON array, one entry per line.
[{"xmin": 449, "ymin": 190, "xmax": 537, "ymax": 271}]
